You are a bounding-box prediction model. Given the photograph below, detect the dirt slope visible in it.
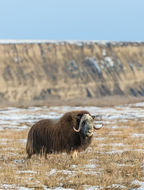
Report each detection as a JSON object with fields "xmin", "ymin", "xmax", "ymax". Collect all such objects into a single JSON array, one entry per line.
[{"xmin": 0, "ymin": 41, "xmax": 144, "ymax": 106}]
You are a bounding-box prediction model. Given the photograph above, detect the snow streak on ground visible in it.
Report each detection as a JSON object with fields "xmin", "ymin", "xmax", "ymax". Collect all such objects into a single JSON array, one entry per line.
[{"xmin": 0, "ymin": 103, "xmax": 144, "ymax": 131}]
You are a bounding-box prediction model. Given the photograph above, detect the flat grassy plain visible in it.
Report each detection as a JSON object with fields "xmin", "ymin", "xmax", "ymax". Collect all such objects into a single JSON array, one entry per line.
[{"xmin": 0, "ymin": 104, "xmax": 144, "ymax": 189}]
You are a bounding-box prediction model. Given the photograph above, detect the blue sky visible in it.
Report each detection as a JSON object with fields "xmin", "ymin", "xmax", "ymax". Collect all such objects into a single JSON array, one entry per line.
[{"xmin": 0, "ymin": 0, "xmax": 144, "ymax": 41}]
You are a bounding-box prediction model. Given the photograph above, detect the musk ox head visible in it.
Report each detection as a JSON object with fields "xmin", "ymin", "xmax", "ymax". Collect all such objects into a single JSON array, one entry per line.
[{"xmin": 73, "ymin": 113, "xmax": 102, "ymax": 137}]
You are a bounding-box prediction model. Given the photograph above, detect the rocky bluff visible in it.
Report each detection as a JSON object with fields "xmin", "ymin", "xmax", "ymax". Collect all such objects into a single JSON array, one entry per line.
[{"xmin": 0, "ymin": 41, "xmax": 144, "ymax": 106}]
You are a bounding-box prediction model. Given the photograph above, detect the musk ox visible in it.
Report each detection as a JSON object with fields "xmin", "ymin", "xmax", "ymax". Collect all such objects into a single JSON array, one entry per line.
[{"xmin": 26, "ymin": 110, "xmax": 102, "ymax": 159}]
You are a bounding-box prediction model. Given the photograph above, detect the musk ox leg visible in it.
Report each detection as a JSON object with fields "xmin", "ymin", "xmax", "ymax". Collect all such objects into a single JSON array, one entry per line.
[
  {"xmin": 26, "ymin": 150, "xmax": 34, "ymax": 159},
  {"xmin": 26, "ymin": 140, "xmax": 35, "ymax": 159},
  {"xmin": 44, "ymin": 153, "xmax": 47, "ymax": 160},
  {"xmin": 71, "ymin": 150, "xmax": 78, "ymax": 159},
  {"xmin": 26, "ymin": 154, "xmax": 32, "ymax": 159},
  {"xmin": 40, "ymin": 147, "xmax": 48, "ymax": 159}
]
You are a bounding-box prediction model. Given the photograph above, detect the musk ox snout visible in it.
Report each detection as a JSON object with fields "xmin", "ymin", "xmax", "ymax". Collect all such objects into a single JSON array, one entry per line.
[{"xmin": 79, "ymin": 114, "xmax": 95, "ymax": 137}]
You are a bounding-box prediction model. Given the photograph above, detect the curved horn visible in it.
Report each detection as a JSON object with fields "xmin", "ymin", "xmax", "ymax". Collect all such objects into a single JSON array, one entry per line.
[
  {"xmin": 94, "ymin": 124, "xmax": 103, "ymax": 130},
  {"xmin": 92, "ymin": 114, "xmax": 101, "ymax": 119},
  {"xmin": 73, "ymin": 114, "xmax": 85, "ymax": 132},
  {"xmin": 93, "ymin": 114, "xmax": 103, "ymax": 130},
  {"xmin": 73, "ymin": 126, "xmax": 81, "ymax": 132}
]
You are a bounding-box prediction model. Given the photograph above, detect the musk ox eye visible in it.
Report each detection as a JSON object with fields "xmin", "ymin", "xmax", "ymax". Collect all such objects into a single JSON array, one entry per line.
[{"xmin": 82, "ymin": 120, "xmax": 86, "ymax": 125}]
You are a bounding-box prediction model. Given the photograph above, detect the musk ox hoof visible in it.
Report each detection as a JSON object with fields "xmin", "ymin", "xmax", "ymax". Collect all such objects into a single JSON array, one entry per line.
[{"xmin": 71, "ymin": 150, "xmax": 78, "ymax": 160}]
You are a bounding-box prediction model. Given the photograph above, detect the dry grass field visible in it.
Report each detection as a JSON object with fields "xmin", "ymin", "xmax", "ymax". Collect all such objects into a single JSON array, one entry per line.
[{"xmin": 0, "ymin": 104, "xmax": 144, "ymax": 189}]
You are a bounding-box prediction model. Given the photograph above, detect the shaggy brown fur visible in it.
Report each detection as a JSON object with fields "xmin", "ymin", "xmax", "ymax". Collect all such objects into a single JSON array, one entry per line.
[{"xmin": 26, "ymin": 110, "xmax": 94, "ymax": 159}]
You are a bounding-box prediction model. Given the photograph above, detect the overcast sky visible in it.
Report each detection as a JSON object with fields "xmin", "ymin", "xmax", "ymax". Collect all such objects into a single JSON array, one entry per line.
[{"xmin": 0, "ymin": 0, "xmax": 144, "ymax": 41}]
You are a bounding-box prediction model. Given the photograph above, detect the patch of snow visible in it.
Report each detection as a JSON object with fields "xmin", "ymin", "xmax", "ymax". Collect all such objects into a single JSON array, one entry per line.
[
  {"xmin": 94, "ymin": 137, "xmax": 105, "ymax": 141},
  {"xmin": 18, "ymin": 187, "xmax": 34, "ymax": 190},
  {"xmin": 49, "ymin": 169, "xmax": 74, "ymax": 176},
  {"xmin": 134, "ymin": 102, "xmax": 144, "ymax": 107},
  {"xmin": 108, "ymin": 125, "xmax": 119, "ymax": 129},
  {"xmin": 19, "ymin": 139, "xmax": 27, "ymax": 144},
  {"xmin": 99, "ymin": 143, "xmax": 125, "ymax": 147},
  {"xmin": 49, "ymin": 169, "xmax": 57, "ymax": 176},
  {"xmin": 84, "ymin": 185, "xmax": 100, "ymax": 190},
  {"xmin": 111, "ymin": 143, "xmax": 125, "ymax": 147},
  {"xmin": 84, "ymin": 164, "xmax": 96, "ymax": 169},
  {"xmin": 2, "ymin": 184, "xmax": 16, "ymax": 189},
  {"xmin": 43, "ymin": 184, "xmax": 74, "ymax": 190},
  {"xmin": 62, "ymin": 170, "xmax": 73, "ymax": 175},
  {"xmin": 0, "ymin": 40, "xmax": 119, "ymax": 45},
  {"xmin": 106, "ymin": 150, "xmax": 128, "ymax": 154},
  {"xmin": 91, "ymin": 58, "xmax": 101, "ymax": 74},
  {"xmin": 51, "ymin": 188, "xmax": 74, "ymax": 190},
  {"xmin": 81, "ymin": 170, "xmax": 101, "ymax": 175},
  {"xmin": 102, "ymin": 49, "xmax": 106, "ymax": 56},
  {"xmin": 131, "ymin": 180, "xmax": 144, "ymax": 190},
  {"xmin": 71, "ymin": 165, "xmax": 77, "ymax": 168},
  {"xmin": 107, "ymin": 184, "xmax": 126, "ymax": 189},
  {"xmin": 131, "ymin": 134, "xmax": 144, "ymax": 138},
  {"xmin": 18, "ymin": 170, "xmax": 37, "ymax": 174},
  {"xmin": 85, "ymin": 57, "xmax": 101, "ymax": 74},
  {"xmin": 0, "ymin": 126, "xmax": 5, "ymax": 131},
  {"xmin": 104, "ymin": 56, "xmax": 114, "ymax": 67}
]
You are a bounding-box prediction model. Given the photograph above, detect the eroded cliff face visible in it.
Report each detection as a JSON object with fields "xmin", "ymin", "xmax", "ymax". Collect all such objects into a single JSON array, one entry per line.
[{"xmin": 0, "ymin": 41, "xmax": 144, "ymax": 106}]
